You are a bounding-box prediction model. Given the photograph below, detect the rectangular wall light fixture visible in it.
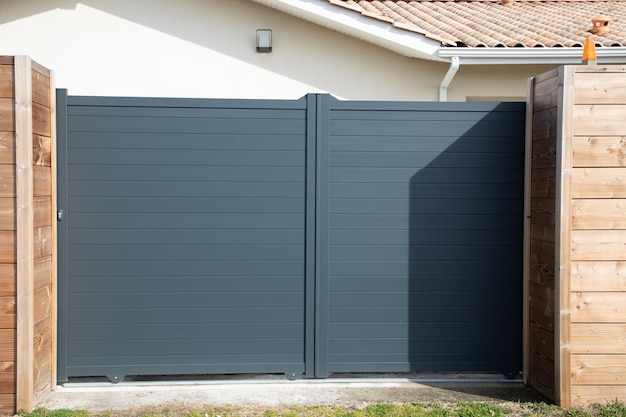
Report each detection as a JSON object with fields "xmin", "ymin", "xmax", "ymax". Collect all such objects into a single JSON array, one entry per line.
[{"xmin": 256, "ymin": 29, "xmax": 272, "ymax": 52}]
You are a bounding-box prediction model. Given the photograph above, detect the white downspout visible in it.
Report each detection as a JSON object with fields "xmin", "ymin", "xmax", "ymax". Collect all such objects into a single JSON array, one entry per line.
[{"xmin": 438, "ymin": 56, "xmax": 460, "ymax": 101}]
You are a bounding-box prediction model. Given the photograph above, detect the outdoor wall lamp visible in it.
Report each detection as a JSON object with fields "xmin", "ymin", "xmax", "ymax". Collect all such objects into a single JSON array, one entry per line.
[{"xmin": 256, "ymin": 29, "xmax": 272, "ymax": 52}]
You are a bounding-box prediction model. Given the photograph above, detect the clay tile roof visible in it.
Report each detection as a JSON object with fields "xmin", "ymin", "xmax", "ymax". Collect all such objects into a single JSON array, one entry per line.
[{"xmin": 327, "ymin": 0, "xmax": 626, "ymax": 48}]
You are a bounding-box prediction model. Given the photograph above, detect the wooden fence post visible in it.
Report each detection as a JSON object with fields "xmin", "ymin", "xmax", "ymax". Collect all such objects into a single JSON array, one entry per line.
[{"xmin": 0, "ymin": 55, "xmax": 55, "ymax": 415}]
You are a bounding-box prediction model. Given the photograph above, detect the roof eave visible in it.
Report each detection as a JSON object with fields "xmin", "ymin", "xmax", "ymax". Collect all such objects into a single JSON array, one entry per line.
[
  {"xmin": 439, "ymin": 47, "xmax": 626, "ymax": 65},
  {"xmin": 251, "ymin": 0, "xmax": 626, "ymax": 66},
  {"xmin": 249, "ymin": 0, "xmax": 446, "ymax": 62}
]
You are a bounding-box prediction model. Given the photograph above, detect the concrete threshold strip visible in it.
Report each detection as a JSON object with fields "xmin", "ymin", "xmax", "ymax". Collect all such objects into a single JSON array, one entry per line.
[
  {"xmin": 40, "ymin": 374, "xmax": 545, "ymax": 411},
  {"xmin": 59, "ymin": 373, "xmax": 521, "ymax": 388}
]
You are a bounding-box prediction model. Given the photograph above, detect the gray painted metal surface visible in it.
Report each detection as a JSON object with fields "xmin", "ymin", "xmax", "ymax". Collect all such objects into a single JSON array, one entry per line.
[
  {"xmin": 57, "ymin": 93, "xmax": 311, "ymax": 382},
  {"xmin": 57, "ymin": 93, "xmax": 524, "ymax": 381},
  {"xmin": 322, "ymin": 100, "xmax": 524, "ymax": 376}
]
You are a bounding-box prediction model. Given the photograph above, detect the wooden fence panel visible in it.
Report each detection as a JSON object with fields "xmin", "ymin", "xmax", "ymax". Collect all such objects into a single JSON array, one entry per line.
[
  {"xmin": 528, "ymin": 65, "xmax": 626, "ymax": 408},
  {"xmin": 0, "ymin": 55, "xmax": 54, "ymax": 415},
  {"xmin": 0, "ymin": 56, "xmax": 15, "ymax": 416},
  {"xmin": 526, "ymin": 68, "xmax": 559, "ymax": 404}
]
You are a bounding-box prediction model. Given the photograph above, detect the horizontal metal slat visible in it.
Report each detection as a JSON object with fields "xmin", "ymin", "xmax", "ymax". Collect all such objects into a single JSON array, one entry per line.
[
  {"xmin": 69, "ymin": 228, "xmax": 304, "ymax": 245},
  {"xmin": 68, "ymin": 244, "xmax": 304, "ymax": 261},
  {"xmin": 69, "ymin": 260, "xmax": 304, "ymax": 277}
]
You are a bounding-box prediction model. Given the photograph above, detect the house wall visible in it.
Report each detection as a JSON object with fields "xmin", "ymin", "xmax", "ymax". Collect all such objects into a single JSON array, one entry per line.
[
  {"xmin": 0, "ymin": 0, "xmax": 552, "ymax": 101},
  {"xmin": 455, "ymin": 65, "xmax": 554, "ymax": 101}
]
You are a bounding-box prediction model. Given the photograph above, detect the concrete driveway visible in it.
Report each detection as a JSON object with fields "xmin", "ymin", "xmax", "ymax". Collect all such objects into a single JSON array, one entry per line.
[{"xmin": 39, "ymin": 375, "xmax": 548, "ymax": 412}]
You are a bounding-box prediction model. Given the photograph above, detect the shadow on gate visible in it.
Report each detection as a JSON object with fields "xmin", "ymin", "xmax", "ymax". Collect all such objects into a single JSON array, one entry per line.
[{"xmin": 408, "ymin": 103, "xmax": 525, "ymax": 377}]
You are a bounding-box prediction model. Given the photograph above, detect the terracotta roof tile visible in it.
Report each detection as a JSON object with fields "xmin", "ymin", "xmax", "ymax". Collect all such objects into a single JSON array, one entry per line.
[{"xmin": 328, "ymin": 0, "xmax": 626, "ymax": 47}]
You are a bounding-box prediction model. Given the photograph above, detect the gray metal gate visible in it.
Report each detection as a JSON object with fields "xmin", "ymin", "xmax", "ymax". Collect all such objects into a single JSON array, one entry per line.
[
  {"xmin": 57, "ymin": 92, "xmax": 524, "ymax": 382},
  {"xmin": 319, "ymin": 98, "xmax": 524, "ymax": 376}
]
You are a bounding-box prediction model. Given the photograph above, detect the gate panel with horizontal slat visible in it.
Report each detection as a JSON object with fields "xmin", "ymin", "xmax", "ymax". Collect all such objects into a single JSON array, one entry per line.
[
  {"xmin": 320, "ymin": 99, "xmax": 525, "ymax": 376},
  {"xmin": 58, "ymin": 94, "xmax": 525, "ymax": 381},
  {"xmin": 57, "ymin": 94, "xmax": 310, "ymax": 381}
]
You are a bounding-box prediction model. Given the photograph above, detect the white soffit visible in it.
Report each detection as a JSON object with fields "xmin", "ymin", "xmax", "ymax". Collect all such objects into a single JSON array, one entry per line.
[
  {"xmin": 252, "ymin": 0, "xmax": 626, "ymax": 65},
  {"xmin": 250, "ymin": 0, "xmax": 446, "ymax": 62}
]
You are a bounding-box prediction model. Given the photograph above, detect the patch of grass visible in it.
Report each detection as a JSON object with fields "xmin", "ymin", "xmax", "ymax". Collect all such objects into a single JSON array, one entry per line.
[
  {"xmin": 562, "ymin": 408, "xmax": 592, "ymax": 417},
  {"xmin": 19, "ymin": 408, "xmax": 90, "ymax": 417},
  {"xmin": 590, "ymin": 402, "xmax": 626, "ymax": 417},
  {"xmin": 8, "ymin": 402, "xmax": 626, "ymax": 417},
  {"xmin": 450, "ymin": 402, "xmax": 509, "ymax": 417},
  {"xmin": 518, "ymin": 403, "xmax": 562, "ymax": 417},
  {"xmin": 421, "ymin": 403, "xmax": 450, "ymax": 417}
]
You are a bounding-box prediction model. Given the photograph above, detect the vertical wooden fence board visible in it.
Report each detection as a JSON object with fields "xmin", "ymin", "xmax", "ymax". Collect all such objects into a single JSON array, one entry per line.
[
  {"xmin": 527, "ymin": 69, "xmax": 559, "ymax": 403},
  {"xmin": 31, "ymin": 63, "xmax": 53, "ymax": 405},
  {"xmin": 0, "ymin": 56, "xmax": 16, "ymax": 416},
  {"xmin": 15, "ymin": 55, "xmax": 35, "ymax": 414},
  {"xmin": 0, "ymin": 55, "xmax": 54, "ymax": 415},
  {"xmin": 556, "ymin": 66, "xmax": 574, "ymax": 408},
  {"xmin": 523, "ymin": 78, "xmax": 533, "ymax": 385},
  {"xmin": 529, "ymin": 65, "xmax": 626, "ymax": 408},
  {"xmin": 48, "ymin": 69, "xmax": 57, "ymax": 391}
]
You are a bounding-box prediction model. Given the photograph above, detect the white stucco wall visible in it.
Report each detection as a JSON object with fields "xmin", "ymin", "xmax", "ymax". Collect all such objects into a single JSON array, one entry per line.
[
  {"xmin": 449, "ymin": 64, "xmax": 555, "ymax": 102},
  {"xmin": 0, "ymin": 0, "xmax": 555, "ymax": 101}
]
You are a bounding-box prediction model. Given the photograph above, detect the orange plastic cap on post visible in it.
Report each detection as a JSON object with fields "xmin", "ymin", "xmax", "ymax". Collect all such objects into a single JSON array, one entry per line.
[{"xmin": 582, "ymin": 39, "xmax": 597, "ymax": 65}]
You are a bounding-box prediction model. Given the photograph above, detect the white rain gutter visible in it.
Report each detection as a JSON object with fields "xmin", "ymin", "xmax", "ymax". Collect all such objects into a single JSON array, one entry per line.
[
  {"xmin": 250, "ymin": 0, "xmax": 446, "ymax": 62},
  {"xmin": 438, "ymin": 47, "xmax": 626, "ymax": 65},
  {"xmin": 252, "ymin": 0, "xmax": 626, "ymax": 66},
  {"xmin": 439, "ymin": 56, "xmax": 459, "ymax": 101}
]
